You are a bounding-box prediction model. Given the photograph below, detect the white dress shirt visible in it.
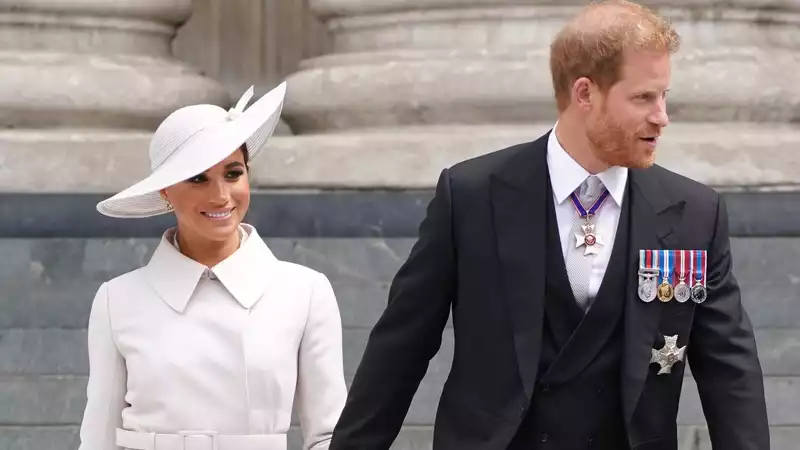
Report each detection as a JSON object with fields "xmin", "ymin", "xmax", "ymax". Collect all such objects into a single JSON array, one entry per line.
[
  {"xmin": 547, "ymin": 124, "xmax": 629, "ymax": 299},
  {"xmin": 78, "ymin": 224, "xmax": 347, "ymax": 450}
]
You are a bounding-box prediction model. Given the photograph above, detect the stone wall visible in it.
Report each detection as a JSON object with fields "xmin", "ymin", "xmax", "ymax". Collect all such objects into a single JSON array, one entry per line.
[{"xmin": 1, "ymin": 191, "xmax": 799, "ymax": 450}]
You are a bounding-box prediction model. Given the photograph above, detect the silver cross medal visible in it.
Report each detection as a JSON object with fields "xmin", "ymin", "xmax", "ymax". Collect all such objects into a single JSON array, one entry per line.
[
  {"xmin": 650, "ymin": 335, "xmax": 686, "ymax": 375},
  {"xmin": 575, "ymin": 220, "xmax": 605, "ymax": 256}
]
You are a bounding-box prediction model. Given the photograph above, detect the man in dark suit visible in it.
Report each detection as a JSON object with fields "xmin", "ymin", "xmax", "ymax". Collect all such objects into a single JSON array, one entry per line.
[{"xmin": 329, "ymin": 1, "xmax": 769, "ymax": 449}]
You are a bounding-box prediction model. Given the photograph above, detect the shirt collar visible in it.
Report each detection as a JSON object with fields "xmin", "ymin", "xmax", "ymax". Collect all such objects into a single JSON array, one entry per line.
[
  {"xmin": 144, "ymin": 223, "xmax": 277, "ymax": 313},
  {"xmin": 546, "ymin": 122, "xmax": 628, "ymax": 206}
]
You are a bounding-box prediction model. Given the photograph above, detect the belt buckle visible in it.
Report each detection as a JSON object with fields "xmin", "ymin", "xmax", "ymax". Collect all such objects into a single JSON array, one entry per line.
[{"xmin": 178, "ymin": 430, "xmax": 218, "ymax": 450}]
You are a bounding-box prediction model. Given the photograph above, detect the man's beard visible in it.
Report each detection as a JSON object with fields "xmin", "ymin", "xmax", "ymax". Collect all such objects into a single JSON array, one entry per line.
[{"xmin": 586, "ymin": 111, "xmax": 657, "ymax": 169}]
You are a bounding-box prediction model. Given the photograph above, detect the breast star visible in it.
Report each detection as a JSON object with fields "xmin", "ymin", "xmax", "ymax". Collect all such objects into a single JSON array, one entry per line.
[{"xmin": 650, "ymin": 335, "xmax": 686, "ymax": 375}]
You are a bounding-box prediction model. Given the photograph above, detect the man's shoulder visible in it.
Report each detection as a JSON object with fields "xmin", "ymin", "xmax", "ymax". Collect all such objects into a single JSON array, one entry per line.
[
  {"xmin": 640, "ymin": 164, "xmax": 721, "ymax": 209},
  {"xmin": 446, "ymin": 137, "xmax": 545, "ymax": 187}
]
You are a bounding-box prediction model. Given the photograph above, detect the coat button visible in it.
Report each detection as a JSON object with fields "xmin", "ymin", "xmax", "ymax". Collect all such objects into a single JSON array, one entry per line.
[
  {"xmin": 587, "ymin": 437, "xmax": 595, "ymax": 446},
  {"xmin": 540, "ymin": 433, "xmax": 549, "ymax": 443},
  {"xmin": 596, "ymin": 388, "xmax": 603, "ymax": 395}
]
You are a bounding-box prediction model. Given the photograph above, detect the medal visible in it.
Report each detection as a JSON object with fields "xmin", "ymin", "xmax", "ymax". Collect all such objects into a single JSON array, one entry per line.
[
  {"xmin": 638, "ymin": 280, "xmax": 654, "ymax": 302},
  {"xmin": 674, "ymin": 250, "xmax": 691, "ymax": 303},
  {"xmin": 691, "ymin": 249, "xmax": 707, "ymax": 303},
  {"xmin": 692, "ymin": 284, "xmax": 707, "ymax": 303},
  {"xmin": 650, "ymin": 335, "xmax": 687, "ymax": 375},
  {"xmin": 638, "ymin": 250, "xmax": 659, "ymax": 303},
  {"xmin": 657, "ymin": 250, "xmax": 674, "ymax": 303},
  {"xmin": 570, "ymin": 187, "xmax": 610, "ymax": 256}
]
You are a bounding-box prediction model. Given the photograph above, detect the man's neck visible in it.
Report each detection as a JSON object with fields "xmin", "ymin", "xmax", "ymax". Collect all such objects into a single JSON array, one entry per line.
[{"xmin": 555, "ymin": 116, "xmax": 610, "ymax": 175}]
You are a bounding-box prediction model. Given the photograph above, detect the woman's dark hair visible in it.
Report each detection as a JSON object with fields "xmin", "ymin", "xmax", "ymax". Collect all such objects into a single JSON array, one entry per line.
[{"xmin": 240, "ymin": 144, "xmax": 250, "ymax": 169}]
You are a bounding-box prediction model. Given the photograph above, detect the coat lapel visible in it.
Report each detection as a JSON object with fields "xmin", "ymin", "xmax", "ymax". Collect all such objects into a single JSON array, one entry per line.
[
  {"xmin": 623, "ymin": 167, "xmax": 684, "ymax": 425},
  {"xmin": 490, "ymin": 134, "xmax": 550, "ymax": 399}
]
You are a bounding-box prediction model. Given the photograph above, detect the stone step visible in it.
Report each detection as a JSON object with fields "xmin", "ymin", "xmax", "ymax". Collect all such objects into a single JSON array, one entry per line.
[
  {"xmin": 0, "ymin": 426, "xmax": 78, "ymax": 450},
  {"xmin": 694, "ymin": 426, "xmax": 800, "ymax": 450},
  {"xmin": 6, "ymin": 123, "xmax": 800, "ymax": 190},
  {"xmin": 3, "ymin": 327, "xmax": 797, "ymax": 428},
  {"xmin": 1, "ymin": 425, "xmax": 799, "ymax": 450},
  {"xmin": 1, "ymin": 237, "xmax": 799, "ymax": 328},
  {"xmin": 0, "ymin": 376, "xmax": 85, "ymax": 425},
  {"xmin": 3, "ymin": 191, "xmax": 799, "ymax": 239},
  {"xmin": 678, "ymin": 376, "xmax": 800, "ymax": 426},
  {"xmin": 0, "ymin": 368, "xmax": 446, "ymax": 426},
  {"xmin": 1, "ymin": 372, "xmax": 798, "ymax": 427},
  {"xmin": 2, "ymin": 327, "xmax": 798, "ymax": 378},
  {"xmin": 0, "ymin": 425, "xmax": 426, "ymax": 450}
]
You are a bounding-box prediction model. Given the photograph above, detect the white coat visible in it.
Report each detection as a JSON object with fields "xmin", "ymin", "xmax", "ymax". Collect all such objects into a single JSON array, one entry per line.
[{"xmin": 77, "ymin": 224, "xmax": 347, "ymax": 450}]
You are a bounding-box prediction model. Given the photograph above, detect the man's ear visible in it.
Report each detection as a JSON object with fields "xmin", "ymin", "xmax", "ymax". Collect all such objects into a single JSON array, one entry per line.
[{"xmin": 571, "ymin": 77, "xmax": 595, "ymax": 112}]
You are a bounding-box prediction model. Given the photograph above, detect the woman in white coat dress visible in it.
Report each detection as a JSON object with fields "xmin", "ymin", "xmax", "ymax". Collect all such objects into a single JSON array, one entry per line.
[{"xmin": 78, "ymin": 83, "xmax": 347, "ymax": 450}]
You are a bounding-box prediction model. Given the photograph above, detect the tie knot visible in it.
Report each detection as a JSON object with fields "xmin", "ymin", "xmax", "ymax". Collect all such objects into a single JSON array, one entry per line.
[{"xmin": 580, "ymin": 176, "xmax": 603, "ymax": 204}]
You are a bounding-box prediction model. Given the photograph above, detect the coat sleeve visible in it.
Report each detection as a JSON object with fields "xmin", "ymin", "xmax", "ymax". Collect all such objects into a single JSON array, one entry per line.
[
  {"xmin": 687, "ymin": 194, "xmax": 770, "ymax": 449},
  {"xmin": 78, "ymin": 282, "xmax": 128, "ymax": 450},
  {"xmin": 330, "ymin": 169, "xmax": 457, "ymax": 449},
  {"xmin": 296, "ymin": 272, "xmax": 348, "ymax": 450}
]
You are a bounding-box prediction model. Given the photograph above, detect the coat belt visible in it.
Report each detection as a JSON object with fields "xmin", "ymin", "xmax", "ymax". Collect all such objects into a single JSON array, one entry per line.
[{"xmin": 116, "ymin": 428, "xmax": 287, "ymax": 450}]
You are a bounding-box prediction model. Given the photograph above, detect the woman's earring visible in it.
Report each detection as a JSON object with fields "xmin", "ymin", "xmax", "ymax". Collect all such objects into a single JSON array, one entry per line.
[{"xmin": 162, "ymin": 196, "xmax": 173, "ymax": 211}]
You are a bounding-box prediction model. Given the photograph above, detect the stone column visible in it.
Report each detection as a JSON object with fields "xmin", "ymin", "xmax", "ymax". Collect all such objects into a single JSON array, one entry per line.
[
  {"xmin": 172, "ymin": 0, "xmax": 332, "ymax": 137},
  {"xmin": 0, "ymin": 0, "xmax": 228, "ymax": 192},
  {"xmin": 257, "ymin": 0, "xmax": 800, "ymax": 190}
]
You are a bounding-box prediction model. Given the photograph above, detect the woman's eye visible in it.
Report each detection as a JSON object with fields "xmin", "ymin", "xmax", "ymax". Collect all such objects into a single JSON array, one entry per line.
[
  {"xmin": 226, "ymin": 170, "xmax": 244, "ymax": 180},
  {"xmin": 187, "ymin": 174, "xmax": 206, "ymax": 184}
]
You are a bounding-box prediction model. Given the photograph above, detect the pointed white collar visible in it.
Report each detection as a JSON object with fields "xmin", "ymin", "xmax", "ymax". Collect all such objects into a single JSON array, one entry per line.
[{"xmin": 144, "ymin": 223, "xmax": 277, "ymax": 313}]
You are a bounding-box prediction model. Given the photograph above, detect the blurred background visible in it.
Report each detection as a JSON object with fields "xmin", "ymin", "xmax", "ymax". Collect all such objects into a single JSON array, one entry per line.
[{"xmin": 0, "ymin": 0, "xmax": 799, "ymax": 449}]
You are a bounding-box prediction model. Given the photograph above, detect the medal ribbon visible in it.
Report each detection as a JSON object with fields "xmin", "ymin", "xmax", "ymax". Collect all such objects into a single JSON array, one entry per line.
[
  {"xmin": 674, "ymin": 250, "xmax": 685, "ymax": 284},
  {"xmin": 688, "ymin": 250, "xmax": 695, "ymax": 286},
  {"xmin": 641, "ymin": 250, "xmax": 657, "ymax": 276},
  {"xmin": 661, "ymin": 249, "xmax": 672, "ymax": 285},
  {"xmin": 645, "ymin": 250, "xmax": 658, "ymax": 274},
  {"xmin": 569, "ymin": 188, "xmax": 610, "ymax": 219},
  {"xmin": 695, "ymin": 250, "xmax": 706, "ymax": 287}
]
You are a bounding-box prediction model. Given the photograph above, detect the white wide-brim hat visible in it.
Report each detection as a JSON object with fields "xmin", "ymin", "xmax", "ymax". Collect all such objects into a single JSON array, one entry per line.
[{"xmin": 96, "ymin": 82, "xmax": 286, "ymax": 218}]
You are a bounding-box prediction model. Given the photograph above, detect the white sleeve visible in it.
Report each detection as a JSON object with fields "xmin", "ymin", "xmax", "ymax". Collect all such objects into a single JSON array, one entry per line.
[
  {"xmin": 296, "ymin": 273, "xmax": 347, "ymax": 450},
  {"xmin": 78, "ymin": 282, "xmax": 128, "ymax": 450}
]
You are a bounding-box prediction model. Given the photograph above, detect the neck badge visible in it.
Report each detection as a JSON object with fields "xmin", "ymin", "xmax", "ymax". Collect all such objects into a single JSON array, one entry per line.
[{"xmin": 569, "ymin": 187, "xmax": 610, "ymax": 256}]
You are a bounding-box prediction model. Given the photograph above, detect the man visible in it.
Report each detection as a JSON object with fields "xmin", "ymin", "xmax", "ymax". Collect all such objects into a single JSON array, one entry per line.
[{"xmin": 330, "ymin": 1, "xmax": 769, "ymax": 449}]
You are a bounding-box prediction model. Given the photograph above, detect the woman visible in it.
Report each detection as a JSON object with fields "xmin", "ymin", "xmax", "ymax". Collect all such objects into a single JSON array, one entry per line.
[{"xmin": 78, "ymin": 83, "xmax": 347, "ymax": 450}]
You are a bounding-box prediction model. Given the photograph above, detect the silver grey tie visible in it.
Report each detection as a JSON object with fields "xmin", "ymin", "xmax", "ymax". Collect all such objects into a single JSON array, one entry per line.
[{"xmin": 565, "ymin": 175, "xmax": 604, "ymax": 311}]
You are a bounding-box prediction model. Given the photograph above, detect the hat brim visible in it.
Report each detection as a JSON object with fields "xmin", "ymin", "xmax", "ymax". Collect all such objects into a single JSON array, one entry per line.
[{"xmin": 96, "ymin": 82, "xmax": 286, "ymax": 219}]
